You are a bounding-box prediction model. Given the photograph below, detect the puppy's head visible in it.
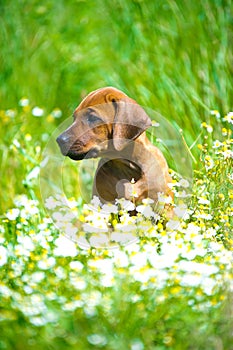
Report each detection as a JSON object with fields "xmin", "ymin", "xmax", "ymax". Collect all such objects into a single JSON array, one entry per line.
[{"xmin": 56, "ymin": 87, "xmax": 151, "ymax": 160}]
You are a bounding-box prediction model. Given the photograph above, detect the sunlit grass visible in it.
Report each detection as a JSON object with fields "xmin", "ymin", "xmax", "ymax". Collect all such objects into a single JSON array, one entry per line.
[{"xmin": 1, "ymin": 1, "xmax": 232, "ymax": 133}]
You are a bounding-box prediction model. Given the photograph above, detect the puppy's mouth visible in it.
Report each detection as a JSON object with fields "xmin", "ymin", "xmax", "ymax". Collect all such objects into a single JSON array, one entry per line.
[{"xmin": 67, "ymin": 148, "xmax": 100, "ymax": 161}]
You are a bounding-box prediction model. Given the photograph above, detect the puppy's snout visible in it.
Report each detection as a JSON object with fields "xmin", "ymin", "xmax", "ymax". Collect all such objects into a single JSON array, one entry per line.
[{"xmin": 56, "ymin": 133, "xmax": 72, "ymax": 155}]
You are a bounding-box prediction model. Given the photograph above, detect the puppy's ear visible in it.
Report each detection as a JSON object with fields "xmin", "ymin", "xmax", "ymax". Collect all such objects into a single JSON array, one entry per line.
[{"xmin": 113, "ymin": 100, "xmax": 152, "ymax": 151}]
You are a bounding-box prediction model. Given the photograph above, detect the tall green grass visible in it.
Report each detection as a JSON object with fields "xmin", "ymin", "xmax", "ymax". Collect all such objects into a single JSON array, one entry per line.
[{"xmin": 1, "ymin": 0, "xmax": 232, "ymax": 124}]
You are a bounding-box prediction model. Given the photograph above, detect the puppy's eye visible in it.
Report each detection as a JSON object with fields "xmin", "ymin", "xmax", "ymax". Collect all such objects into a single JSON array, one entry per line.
[{"xmin": 87, "ymin": 114, "xmax": 102, "ymax": 124}]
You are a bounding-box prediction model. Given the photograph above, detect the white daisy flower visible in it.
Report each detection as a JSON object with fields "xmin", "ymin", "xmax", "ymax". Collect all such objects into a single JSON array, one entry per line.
[
  {"xmin": 212, "ymin": 140, "xmax": 223, "ymax": 148},
  {"xmin": 223, "ymin": 112, "xmax": 233, "ymax": 124},
  {"xmin": 54, "ymin": 236, "xmax": 78, "ymax": 257},
  {"xmin": 5, "ymin": 208, "xmax": 20, "ymax": 220},
  {"xmin": 32, "ymin": 107, "xmax": 44, "ymax": 117},
  {"xmin": 45, "ymin": 196, "xmax": 60, "ymax": 210}
]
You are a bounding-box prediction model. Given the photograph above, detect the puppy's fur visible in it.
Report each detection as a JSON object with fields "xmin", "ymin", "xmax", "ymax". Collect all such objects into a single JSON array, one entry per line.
[{"xmin": 57, "ymin": 87, "xmax": 173, "ymax": 212}]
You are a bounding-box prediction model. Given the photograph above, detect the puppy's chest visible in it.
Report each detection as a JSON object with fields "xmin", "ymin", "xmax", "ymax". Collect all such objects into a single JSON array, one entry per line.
[
  {"xmin": 96, "ymin": 158, "xmax": 143, "ymax": 182},
  {"xmin": 93, "ymin": 158, "xmax": 144, "ymax": 202}
]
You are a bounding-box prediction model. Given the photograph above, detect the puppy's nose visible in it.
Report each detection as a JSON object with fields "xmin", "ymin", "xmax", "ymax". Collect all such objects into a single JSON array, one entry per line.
[
  {"xmin": 56, "ymin": 133, "xmax": 71, "ymax": 155},
  {"xmin": 56, "ymin": 133, "xmax": 69, "ymax": 145}
]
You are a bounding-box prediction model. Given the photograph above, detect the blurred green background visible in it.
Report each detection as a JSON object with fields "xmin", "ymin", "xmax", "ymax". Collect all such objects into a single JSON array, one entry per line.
[
  {"xmin": 0, "ymin": 0, "xmax": 232, "ymax": 210},
  {"xmin": 1, "ymin": 0, "xmax": 232, "ymax": 132}
]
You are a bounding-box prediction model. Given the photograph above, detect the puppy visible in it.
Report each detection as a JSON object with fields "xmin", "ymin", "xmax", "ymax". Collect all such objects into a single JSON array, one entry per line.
[{"xmin": 56, "ymin": 87, "xmax": 173, "ymax": 213}]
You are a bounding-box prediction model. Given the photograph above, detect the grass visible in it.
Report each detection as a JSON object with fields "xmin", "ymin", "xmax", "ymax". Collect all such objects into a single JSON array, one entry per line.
[{"xmin": 0, "ymin": 1, "xmax": 233, "ymax": 349}]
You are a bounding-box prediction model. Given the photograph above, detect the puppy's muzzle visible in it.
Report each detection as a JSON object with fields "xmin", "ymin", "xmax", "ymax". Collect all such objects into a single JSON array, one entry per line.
[{"xmin": 56, "ymin": 132, "xmax": 99, "ymax": 160}]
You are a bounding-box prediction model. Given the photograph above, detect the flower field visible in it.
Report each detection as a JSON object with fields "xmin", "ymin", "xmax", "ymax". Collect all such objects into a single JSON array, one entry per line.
[{"xmin": 1, "ymin": 104, "xmax": 233, "ymax": 349}]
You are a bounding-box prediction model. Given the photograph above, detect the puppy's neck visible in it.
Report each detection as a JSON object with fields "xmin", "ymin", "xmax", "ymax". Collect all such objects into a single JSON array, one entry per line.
[
  {"xmin": 130, "ymin": 132, "xmax": 154, "ymax": 169},
  {"xmin": 135, "ymin": 132, "xmax": 151, "ymax": 147},
  {"xmin": 101, "ymin": 132, "xmax": 153, "ymax": 170}
]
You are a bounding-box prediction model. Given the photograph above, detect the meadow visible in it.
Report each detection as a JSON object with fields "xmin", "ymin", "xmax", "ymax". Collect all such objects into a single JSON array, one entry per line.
[{"xmin": 0, "ymin": 0, "xmax": 233, "ymax": 349}]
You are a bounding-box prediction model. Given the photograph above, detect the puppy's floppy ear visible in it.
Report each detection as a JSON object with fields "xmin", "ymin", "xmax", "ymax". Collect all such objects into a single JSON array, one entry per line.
[{"xmin": 112, "ymin": 99, "xmax": 152, "ymax": 151}]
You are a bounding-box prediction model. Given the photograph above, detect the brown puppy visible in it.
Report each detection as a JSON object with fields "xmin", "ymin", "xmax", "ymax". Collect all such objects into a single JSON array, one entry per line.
[{"xmin": 57, "ymin": 87, "xmax": 173, "ymax": 212}]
